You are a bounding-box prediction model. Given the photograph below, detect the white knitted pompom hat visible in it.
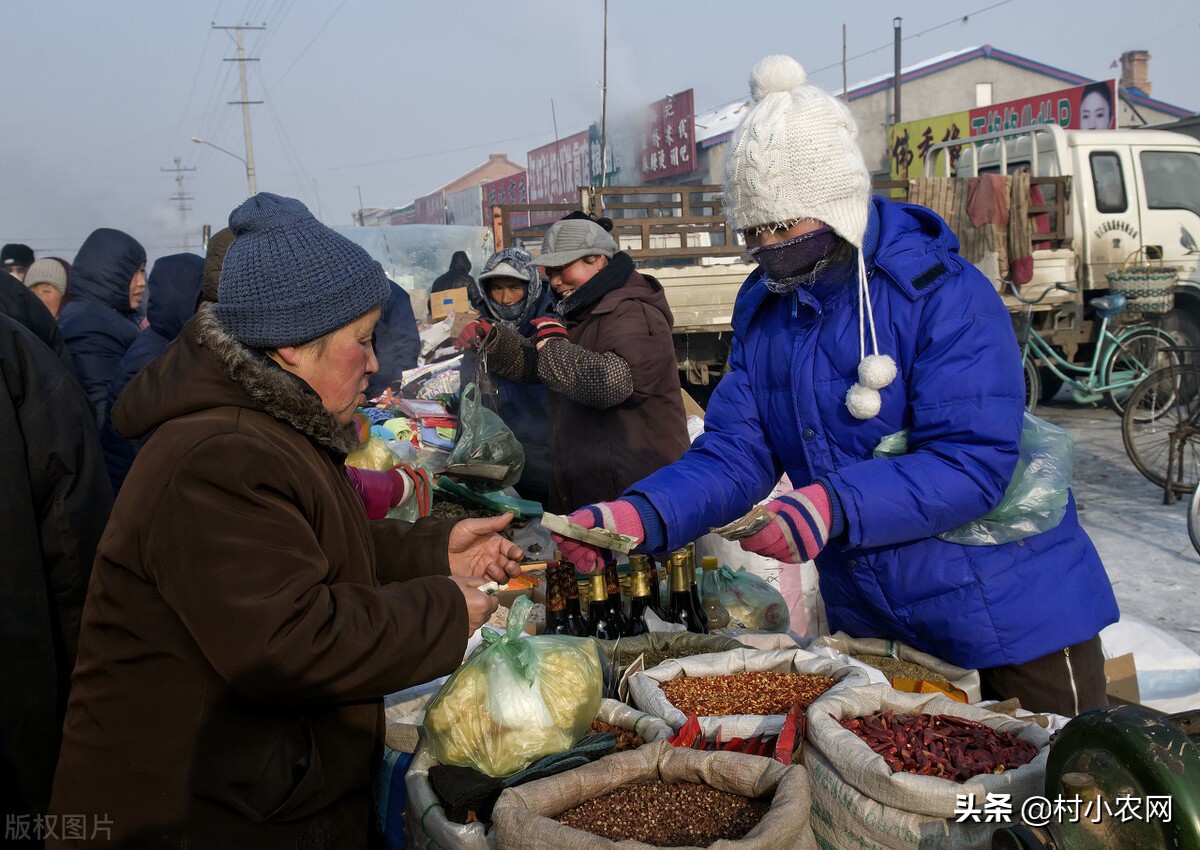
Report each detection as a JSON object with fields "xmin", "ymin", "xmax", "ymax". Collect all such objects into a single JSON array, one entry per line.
[
  {"xmin": 724, "ymin": 55, "xmax": 871, "ymax": 246},
  {"xmin": 726, "ymin": 55, "xmax": 895, "ymax": 420}
]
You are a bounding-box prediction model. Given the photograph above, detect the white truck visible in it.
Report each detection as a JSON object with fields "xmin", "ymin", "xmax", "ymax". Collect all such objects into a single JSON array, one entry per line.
[{"xmin": 491, "ymin": 125, "xmax": 1200, "ymax": 397}]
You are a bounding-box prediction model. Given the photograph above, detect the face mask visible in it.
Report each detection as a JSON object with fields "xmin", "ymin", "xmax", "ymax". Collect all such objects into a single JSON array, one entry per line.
[{"xmin": 747, "ymin": 226, "xmax": 840, "ymax": 289}]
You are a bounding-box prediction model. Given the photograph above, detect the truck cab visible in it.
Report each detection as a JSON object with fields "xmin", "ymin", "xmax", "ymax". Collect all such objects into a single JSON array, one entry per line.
[{"xmin": 945, "ymin": 124, "xmax": 1200, "ymax": 341}]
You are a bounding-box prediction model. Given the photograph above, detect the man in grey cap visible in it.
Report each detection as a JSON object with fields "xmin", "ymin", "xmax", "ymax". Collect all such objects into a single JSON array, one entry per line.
[{"xmin": 471, "ymin": 212, "xmax": 689, "ymax": 513}]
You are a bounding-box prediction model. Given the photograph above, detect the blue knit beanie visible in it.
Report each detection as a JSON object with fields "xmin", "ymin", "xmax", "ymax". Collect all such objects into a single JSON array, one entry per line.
[{"xmin": 214, "ymin": 192, "xmax": 390, "ymax": 348}]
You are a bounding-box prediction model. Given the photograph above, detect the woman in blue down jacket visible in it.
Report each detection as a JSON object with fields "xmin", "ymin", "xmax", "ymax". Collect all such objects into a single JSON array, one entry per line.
[{"xmin": 556, "ymin": 56, "xmax": 1119, "ymax": 717}]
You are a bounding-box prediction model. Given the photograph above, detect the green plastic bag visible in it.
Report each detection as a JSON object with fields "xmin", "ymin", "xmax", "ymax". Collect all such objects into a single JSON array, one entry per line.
[
  {"xmin": 872, "ymin": 411, "xmax": 1073, "ymax": 546},
  {"xmin": 711, "ymin": 565, "xmax": 791, "ymax": 633},
  {"xmin": 423, "ymin": 597, "xmax": 602, "ymax": 777},
  {"xmin": 446, "ymin": 382, "xmax": 525, "ymax": 491}
]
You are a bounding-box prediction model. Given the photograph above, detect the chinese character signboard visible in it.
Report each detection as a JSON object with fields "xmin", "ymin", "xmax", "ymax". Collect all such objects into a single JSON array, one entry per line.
[
  {"xmin": 640, "ymin": 89, "xmax": 696, "ymax": 180},
  {"xmin": 527, "ymin": 130, "xmax": 593, "ymax": 226},
  {"xmin": 414, "ymin": 192, "xmax": 445, "ymax": 225},
  {"xmin": 968, "ymin": 80, "xmax": 1117, "ymax": 136},
  {"xmin": 889, "ymin": 81, "xmax": 1118, "ymax": 178},
  {"xmin": 482, "ymin": 171, "xmax": 530, "ymax": 230},
  {"xmin": 888, "ymin": 111, "xmax": 970, "ymax": 179}
]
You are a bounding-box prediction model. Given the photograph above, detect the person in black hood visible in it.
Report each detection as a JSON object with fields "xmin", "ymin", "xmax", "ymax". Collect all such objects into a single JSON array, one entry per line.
[
  {"xmin": 430, "ymin": 249, "xmax": 474, "ymax": 294},
  {"xmin": 0, "ymin": 313, "xmax": 112, "ymax": 841},
  {"xmin": 0, "ymin": 272, "xmax": 75, "ymax": 376},
  {"xmin": 100, "ymin": 253, "xmax": 205, "ymax": 493},
  {"xmin": 58, "ymin": 228, "xmax": 147, "ymax": 426},
  {"xmin": 454, "ymin": 248, "xmax": 555, "ymax": 505}
]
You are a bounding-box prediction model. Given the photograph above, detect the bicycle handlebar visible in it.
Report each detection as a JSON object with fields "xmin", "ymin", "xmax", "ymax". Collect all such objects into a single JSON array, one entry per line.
[{"xmin": 1006, "ymin": 280, "xmax": 1078, "ymax": 305}]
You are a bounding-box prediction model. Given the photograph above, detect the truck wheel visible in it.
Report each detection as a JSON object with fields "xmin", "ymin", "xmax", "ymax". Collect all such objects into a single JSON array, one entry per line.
[{"xmin": 1162, "ymin": 304, "xmax": 1200, "ymax": 350}]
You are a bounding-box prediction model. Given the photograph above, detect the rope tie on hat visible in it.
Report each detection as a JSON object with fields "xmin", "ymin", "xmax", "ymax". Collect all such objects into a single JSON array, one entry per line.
[{"xmin": 845, "ymin": 250, "xmax": 897, "ymax": 420}]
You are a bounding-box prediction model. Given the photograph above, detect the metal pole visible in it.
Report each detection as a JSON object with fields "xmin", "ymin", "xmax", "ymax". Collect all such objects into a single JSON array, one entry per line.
[
  {"xmin": 234, "ymin": 27, "xmax": 258, "ymax": 196},
  {"xmin": 892, "ymin": 17, "xmax": 902, "ymax": 125},
  {"xmin": 599, "ymin": 0, "xmax": 609, "ymax": 192}
]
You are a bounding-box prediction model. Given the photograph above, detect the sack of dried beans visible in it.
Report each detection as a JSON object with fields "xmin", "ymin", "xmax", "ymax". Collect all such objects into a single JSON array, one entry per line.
[
  {"xmin": 592, "ymin": 698, "xmax": 673, "ymax": 749},
  {"xmin": 803, "ymin": 683, "xmax": 1050, "ymax": 850},
  {"xmin": 492, "ymin": 739, "xmax": 818, "ymax": 850},
  {"xmin": 810, "ymin": 632, "xmax": 982, "ymax": 703},
  {"xmin": 628, "ymin": 648, "xmax": 871, "ymax": 741}
]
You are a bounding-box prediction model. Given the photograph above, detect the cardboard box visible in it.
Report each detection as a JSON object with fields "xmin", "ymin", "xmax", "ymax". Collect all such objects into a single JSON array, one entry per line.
[
  {"xmin": 1105, "ymin": 652, "xmax": 1140, "ymax": 705},
  {"xmin": 429, "ymin": 286, "xmax": 471, "ymax": 320}
]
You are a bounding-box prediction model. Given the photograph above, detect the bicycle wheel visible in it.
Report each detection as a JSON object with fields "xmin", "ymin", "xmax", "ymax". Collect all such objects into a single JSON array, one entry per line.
[
  {"xmin": 1023, "ymin": 356, "xmax": 1040, "ymax": 415},
  {"xmin": 1102, "ymin": 326, "xmax": 1179, "ymax": 416},
  {"xmin": 1122, "ymin": 363, "xmax": 1200, "ymax": 494},
  {"xmin": 1189, "ymin": 485, "xmax": 1200, "ymax": 557}
]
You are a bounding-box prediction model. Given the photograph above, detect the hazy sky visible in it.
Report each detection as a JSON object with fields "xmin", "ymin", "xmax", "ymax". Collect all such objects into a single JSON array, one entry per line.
[{"xmin": 3, "ymin": 0, "xmax": 1198, "ymax": 265}]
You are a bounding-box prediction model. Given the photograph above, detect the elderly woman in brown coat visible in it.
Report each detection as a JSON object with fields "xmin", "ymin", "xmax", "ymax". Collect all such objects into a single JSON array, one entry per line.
[{"xmin": 48, "ymin": 194, "xmax": 521, "ymax": 849}]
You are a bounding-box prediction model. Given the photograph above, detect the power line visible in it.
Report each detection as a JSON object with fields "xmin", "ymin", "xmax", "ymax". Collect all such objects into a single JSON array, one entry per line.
[{"xmin": 268, "ymin": 0, "xmax": 350, "ymax": 89}]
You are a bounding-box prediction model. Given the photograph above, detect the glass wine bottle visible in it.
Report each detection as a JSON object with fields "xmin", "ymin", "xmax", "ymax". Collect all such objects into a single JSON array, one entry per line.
[
  {"xmin": 602, "ymin": 560, "xmax": 628, "ymax": 635},
  {"xmin": 686, "ymin": 544, "xmax": 709, "ymax": 632},
  {"xmin": 544, "ymin": 561, "xmax": 570, "ymax": 635},
  {"xmin": 562, "ymin": 562, "xmax": 588, "ymax": 637},
  {"xmin": 699, "ymin": 555, "xmax": 731, "ymax": 630},
  {"xmin": 630, "ymin": 554, "xmax": 667, "ymax": 620},
  {"xmin": 586, "ymin": 573, "xmax": 622, "ymax": 640},
  {"xmin": 624, "ymin": 561, "xmax": 653, "ymax": 636},
  {"xmin": 666, "ymin": 550, "xmax": 707, "ymax": 634}
]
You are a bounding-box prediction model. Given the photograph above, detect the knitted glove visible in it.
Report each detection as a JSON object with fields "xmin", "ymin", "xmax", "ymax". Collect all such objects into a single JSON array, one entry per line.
[
  {"xmin": 344, "ymin": 466, "xmax": 399, "ymax": 520},
  {"xmin": 454, "ymin": 318, "xmax": 493, "ymax": 351},
  {"xmin": 553, "ymin": 500, "xmax": 645, "ymax": 574},
  {"xmin": 385, "ymin": 464, "xmax": 432, "ymax": 517},
  {"xmin": 530, "ymin": 316, "xmax": 568, "ymax": 351},
  {"xmin": 739, "ymin": 484, "xmax": 832, "ymax": 564}
]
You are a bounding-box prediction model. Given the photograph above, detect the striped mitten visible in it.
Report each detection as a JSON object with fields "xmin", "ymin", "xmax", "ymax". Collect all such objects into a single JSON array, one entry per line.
[{"xmin": 740, "ymin": 484, "xmax": 832, "ymax": 564}]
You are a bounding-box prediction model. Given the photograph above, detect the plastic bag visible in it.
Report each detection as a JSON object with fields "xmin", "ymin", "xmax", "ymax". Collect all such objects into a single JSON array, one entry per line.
[
  {"xmin": 423, "ymin": 596, "xmax": 602, "ymax": 777},
  {"xmin": 344, "ymin": 435, "xmax": 402, "ymax": 472},
  {"xmin": 711, "ymin": 564, "xmax": 791, "ymax": 632},
  {"xmin": 872, "ymin": 411, "xmax": 1073, "ymax": 546},
  {"xmin": 446, "ymin": 382, "xmax": 525, "ymax": 490}
]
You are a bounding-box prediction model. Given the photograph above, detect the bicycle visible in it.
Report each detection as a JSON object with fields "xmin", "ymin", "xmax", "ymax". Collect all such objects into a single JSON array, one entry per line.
[
  {"xmin": 1010, "ymin": 282, "xmax": 1178, "ymax": 416},
  {"xmin": 1121, "ymin": 350, "xmax": 1200, "ymax": 499}
]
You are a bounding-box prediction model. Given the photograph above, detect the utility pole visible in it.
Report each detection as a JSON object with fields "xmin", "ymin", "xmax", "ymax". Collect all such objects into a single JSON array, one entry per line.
[
  {"xmin": 213, "ymin": 23, "xmax": 264, "ymax": 195},
  {"xmin": 892, "ymin": 17, "xmax": 902, "ymax": 125},
  {"xmin": 162, "ymin": 156, "xmax": 196, "ymax": 251}
]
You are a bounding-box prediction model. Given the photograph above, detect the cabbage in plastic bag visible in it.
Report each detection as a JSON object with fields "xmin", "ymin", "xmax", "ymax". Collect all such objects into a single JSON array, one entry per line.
[
  {"xmin": 423, "ymin": 596, "xmax": 602, "ymax": 776},
  {"xmin": 711, "ymin": 565, "xmax": 791, "ymax": 632}
]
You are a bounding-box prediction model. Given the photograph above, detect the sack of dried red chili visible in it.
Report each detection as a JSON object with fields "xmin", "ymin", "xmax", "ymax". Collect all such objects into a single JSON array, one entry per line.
[
  {"xmin": 628, "ymin": 648, "xmax": 871, "ymax": 741},
  {"xmin": 803, "ymin": 684, "xmax": 1050, "ymax": 850},
  {"xmin": 492, "ymin": 739, "xmax": 820, "ymax": 849}
]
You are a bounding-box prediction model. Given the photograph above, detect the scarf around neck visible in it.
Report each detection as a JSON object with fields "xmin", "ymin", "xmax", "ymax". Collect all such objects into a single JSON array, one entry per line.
[{"xmin": 554, "ymin": 252, "xmax": 635, "ymax": 319}]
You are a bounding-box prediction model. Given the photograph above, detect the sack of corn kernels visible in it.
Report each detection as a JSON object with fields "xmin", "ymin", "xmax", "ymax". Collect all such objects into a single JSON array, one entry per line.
[
  {"xmin": 810, "ymin": 632, "xmax": 982, "ymax": 702},
  {"xmin": 803, "ymin": 683, "xmax": 1050, "ymax": 850},
  {"xmin": 628, "ymin": 647, "xmax": 870, "ymax": 740},
  {"xmin": 492, "ymin": 739, "xmax": 817, "ymax": 850}
]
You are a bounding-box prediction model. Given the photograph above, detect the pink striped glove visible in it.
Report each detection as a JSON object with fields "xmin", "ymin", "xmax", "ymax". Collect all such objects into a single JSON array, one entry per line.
[
  {"xmin": 739, "ymin": 484, "xmax": 832, "ymax": 564},
  {"xmin": 552, "ymin": 500, "xmax": 645, "ymax": 574}
]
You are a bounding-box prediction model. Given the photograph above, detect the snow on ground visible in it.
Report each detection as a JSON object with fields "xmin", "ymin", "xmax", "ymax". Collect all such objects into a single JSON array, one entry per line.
[{"xmin": 1037, "ymin": 399, "xmax": 1200, "ymax": 655}]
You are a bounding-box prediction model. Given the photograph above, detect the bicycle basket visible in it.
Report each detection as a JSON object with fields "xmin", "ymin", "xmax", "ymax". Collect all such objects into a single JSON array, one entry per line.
[{"xmin": 1105, "ymin": 247, "xmax": 1179, "ymax": 314}]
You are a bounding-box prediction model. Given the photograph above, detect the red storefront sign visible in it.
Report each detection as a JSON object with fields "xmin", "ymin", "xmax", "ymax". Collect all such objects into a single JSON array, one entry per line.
[
  {"xmin": 640, "ymin": 89, "xmax": 696, "ymax": 180},
  {"xmin": 527, "ymin": 130, "xmax": 592, "ymax": 226},
  {"xmin": 482, "ymin": 171, "xmax": 530, "ymax": 230},
  {"xmin": 414, "ymin": 191, "xmax": 445, "ymax": 225}
]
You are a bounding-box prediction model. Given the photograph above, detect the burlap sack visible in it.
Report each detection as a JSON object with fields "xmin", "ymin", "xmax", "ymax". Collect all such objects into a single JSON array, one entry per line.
[
  {"xmin": 805, "ymin": 747, "xmax": 1001, "ymax": 850},
  {"xmin": 804, "ymin": 683, "xmax": 1050, "ymax": 819},
  {"xmin": 595, "ymin": 698, "xmax": 673, "ymax": 743},
  {"xmin": 628, "ymin": 648, "xmax": 871, "ymax": 739},
  {"xmin": 401, "ymin": 700, "xmax": 674, "ymax": 849},
  {"xmin": 810, "ymin": 632, "xmax": 983, "ymax": 703},
  {"xmin": 492, "ymin": 740, "xmax": 817, "ymax": 850},
  {"xmin": 593, "ymin": 631, "xmax": 741, "ymax": 671}
]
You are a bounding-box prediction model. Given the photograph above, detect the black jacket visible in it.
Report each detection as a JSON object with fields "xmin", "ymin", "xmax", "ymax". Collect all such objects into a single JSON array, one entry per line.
[
  {"xmin": 0, "ymin": 272, "xmax": 75, "ymax": 376},
  {"xmin": 430, "ymin": 250, "xmax": 474, "ymax": 294},
  {"xmin": 0, "ymin": 313, "xmax": 112, "ymax": 825},
  {"xmin": 366, "ymin": 281, "xmax": 421, "ymax": 398}
]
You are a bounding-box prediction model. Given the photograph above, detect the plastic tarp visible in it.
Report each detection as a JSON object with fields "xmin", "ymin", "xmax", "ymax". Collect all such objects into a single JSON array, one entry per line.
[{"xmin": 334, "ymin": 224, "xmax": 493, "ymax": 322}]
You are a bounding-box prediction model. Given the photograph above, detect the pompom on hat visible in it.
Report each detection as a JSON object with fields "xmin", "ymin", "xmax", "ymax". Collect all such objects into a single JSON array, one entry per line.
[
  {"xmin": 214, "ymin": 192, "xmax": 390, "ymax": 348},
  {"xmin": 724, "ymin": 55, "xmax": 871, "ymax": 246},
  {"xmin": 726, "ymin": 56, "xmax": 894, "ymax": 419}
]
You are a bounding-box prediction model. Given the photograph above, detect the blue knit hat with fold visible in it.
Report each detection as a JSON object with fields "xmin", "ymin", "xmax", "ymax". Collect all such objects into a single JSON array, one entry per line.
[{"xmin": 214, "ymin": 192, "xmax": 390, "ymax": 347}]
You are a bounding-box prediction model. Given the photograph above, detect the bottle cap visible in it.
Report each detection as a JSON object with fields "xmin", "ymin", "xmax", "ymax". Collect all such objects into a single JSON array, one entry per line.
[{"xmin": 702, "ymin": 555, "xmax": 720, "ymax": 570}]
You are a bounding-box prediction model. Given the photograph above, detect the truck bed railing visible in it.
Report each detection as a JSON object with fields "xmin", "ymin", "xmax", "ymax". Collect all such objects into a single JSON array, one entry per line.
[
  {"xmin": 492, "ymin": 184, "xmax": 747, "ymax": 263},
  {"xmin": 872, "ymin": 175, "xmax": 1071, "ymax": 248}
]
